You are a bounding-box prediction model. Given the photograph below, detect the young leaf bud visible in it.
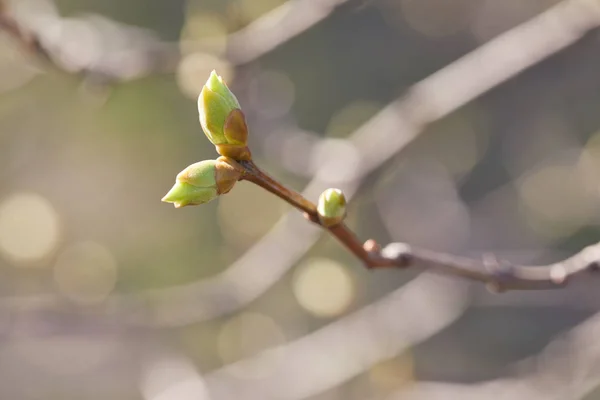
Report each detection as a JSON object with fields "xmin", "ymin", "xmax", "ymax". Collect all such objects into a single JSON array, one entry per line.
[
  {"xmin": 317, "ymin": 188, "xmax": 347, "ymax": 227},
  {"xmin": 162, "ymin": 157, "xmax": 243, "ymax": 208},
  {"xmin": 198, "ymin": 71, "xmax": 251, "ymax": 160}
]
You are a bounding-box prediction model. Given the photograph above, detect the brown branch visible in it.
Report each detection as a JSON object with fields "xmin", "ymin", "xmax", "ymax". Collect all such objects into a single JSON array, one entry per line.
[
  {"xmin": 0, "ymin": 0, "xmax": 596, "ymax": 335},
  {"xmin": 239, "ymin": 159, "xmax": 316, "ymax": 216},
  {"xmin": 239, "ymin": 158, "xmax": 600, "ymax": 291},
  {"xmin": 239, "ymin": 159, "xmax": 395, "ymax": 269}
]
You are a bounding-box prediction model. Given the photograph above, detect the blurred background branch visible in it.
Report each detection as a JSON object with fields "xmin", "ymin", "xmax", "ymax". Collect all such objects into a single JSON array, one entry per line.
[
  {"xmin": 393, "ymin": 311, "xmax": 600, "ymax": 400},
  {"xmin": 0, "ymin": 0, "xmax": 51, "ymax": 62},
  {"xmin": 0, "ymin": 0, "xmax": 350, "ymax": 83},
  {"xmin": 378, "ymin": 240, "xmax": 600, "ymax": 291},
  {"xmin": 0, "ymin": 0, "xmax": 599, "ymax": 399},
  {"xmin": 1, "ymin": 0, "xmax": 599, "ymax": 328},
  {"xmin": 204, "ymin": 274, "xmax": 470, "ymax": 400}
]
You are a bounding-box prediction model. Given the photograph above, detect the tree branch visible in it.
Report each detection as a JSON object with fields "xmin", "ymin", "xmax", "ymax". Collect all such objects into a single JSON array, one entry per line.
[
  {"xmin": 223, "ymin": 0, "xmax": 348, "ymax": 64},
  {"xmin": 239, "ymin": 159, "xmax": 389, "ymax": 267},
  {"xmin": 0, "ymin": 2, "xmax": 51, "ymax": 62},
  {"xmin": 239, "ymin": 153, "xmax": 600, "ymax": 291},
  {"xmin": 392, "ymin": 311, "xmax": 600, "ymax": 400},
  {"xmin": 0, "ymin": 0, "xmax": 597, "ymax": 328},
  {"xmin": 239, "ymin": 159, "xmax": 317, "ymax": 216},
  {"xmin": 0, "ymin": 0, "xmax": 177, "ymax": 83},
  {"xmin": 379, "ymin": 242, "xmax": 600, "ymax": 292},
  {"xmin": 204, "ymin": 274, "xmax": 470, "ymax": 400},
  {"xmin": 0, "ymin": 0, "xmax": 350, "ymax": 83}
]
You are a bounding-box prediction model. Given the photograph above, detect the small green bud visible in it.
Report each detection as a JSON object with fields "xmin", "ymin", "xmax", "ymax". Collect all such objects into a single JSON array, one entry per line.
[
  {"xmin": 162, "ymin": 157, "xmax": 243, "ymax": 208},
  {"xmin": 199, "ymin": 71, "xmax": 251, "ymax": 160},
  {"xmin": 317, "ymin": 188, "xmax": 347, "ymax": 227},
  {"xmin": 161, "ymin": 181, "xmax": 218, "ymax": 208}
]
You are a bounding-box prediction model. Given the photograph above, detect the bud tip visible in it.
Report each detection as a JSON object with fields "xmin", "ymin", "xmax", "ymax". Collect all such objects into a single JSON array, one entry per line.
[{"xmin": 317, "ymin": 188, "xmax": 347, "ymax": 227}]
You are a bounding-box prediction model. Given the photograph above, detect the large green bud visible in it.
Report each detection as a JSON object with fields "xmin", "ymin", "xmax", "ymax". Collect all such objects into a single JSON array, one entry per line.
[
  {"xmin": 317, "ymin": 188, "xmax": 347, "ymax": 227},
  {"xmin": 199, "ymin": 71, "xmax": 251, "ymax": 160},
  {"xmin": 162, "ymin": 157, "xmax": 243, "ymax": 208}
]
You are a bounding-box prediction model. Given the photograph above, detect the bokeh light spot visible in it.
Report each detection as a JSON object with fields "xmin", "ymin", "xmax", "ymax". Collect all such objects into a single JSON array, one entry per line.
[
  {"xmin": 376, "ymin": 160, "xmax": 470, "ymax": 251},
  {"xmin": 292, "ymin": 258, "xmax": 355, "ymax": 318},
  {"xmin": 180, "ymin": 12, "xmax": 228, "ymax": 56},
  {"xmin": 517, "ymin": 163, "xmax": 595, "ymax": 239},
  {"xmin": 236, "ymin": 0, "xmax": 287, "ymax": 22},
  {"xmin": 218, "ymin": 182, "xmax": 286, "ymax": 249},
  {"xmin": 217, "ymin": 312, "xmax": 286, "ymax": 379},
  {"xmin": 176, "ymin": 53, "xmax": 233, "ymax": 99},
  {"xmin": 248, "ymin": 70, "xmax": 295, "ymax": 119},
  {"xmin": 0, "ymin": 193, "xmax": 60, "ymax": 264},
  {"xmin": 414, "ymin": 114, "xmax": 487, "ymax": 179},
  {"xmin": 326, "ymin": 101, "xmax": 381, "ymax": 138},
  {"xmin": 368, "ymin": 353, "xmax": 414, "ymax": 392},
  {"xmin": 53, "ymin": 241, "xmax": 117, "ymax": 305}
]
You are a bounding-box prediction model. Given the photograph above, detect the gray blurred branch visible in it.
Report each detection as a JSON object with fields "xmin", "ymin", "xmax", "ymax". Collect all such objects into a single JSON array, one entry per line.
[
  {"xmin": 1, "ymin": 0, "xmax": 178, "ymax": 83},
  {"xmin": 0, "ymin": 1, "xmax": 50, "ymax": 61},
  {"xmin": 107, "ymin": 0, "xmax": 600, "ymax": 323},
  {"xmin": 2, "ymin": 0, "xmax": 600, "ymax": 86},
  {"xmin": 222, "ymin": 0, "xmax": 349, "ymax": 64},
  {"xmin": 204, "ymin": 275, "xmax": 470, "ymax": 400},
  {"xmin": 0, "ymin": 0, "xmax": 598, "ymax": 329},
  {"xmin": 391, "ymin": 311, "xmax": 600, "ymax": 400},
  {"xmin": 376, "ymin": 241, "xmax": 600, "ymax": 292},
  {"xmin": 0, "ymin": 0, "xmax": 350, "ymax": 82}
]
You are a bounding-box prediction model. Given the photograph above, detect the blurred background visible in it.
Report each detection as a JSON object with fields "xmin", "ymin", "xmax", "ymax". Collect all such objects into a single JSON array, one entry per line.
[{"xmin": 1, "ymin": 0, "xmax": 600, "ymax": 399}]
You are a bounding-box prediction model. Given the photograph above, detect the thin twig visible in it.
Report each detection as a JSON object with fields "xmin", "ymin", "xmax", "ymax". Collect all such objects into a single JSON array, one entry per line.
[
  {"xmin": 239, "ymin": 159, "xmax": 394, "ymax": 268},
  {"xmin": 0, "ymin": 0, "xmax": 597, "ymax": 330},
  {"xmin": 378, "ymin": 242, "xmax": 600, "ymax": 291},
  {"xmin": 240, "ymin": 155, "xmax": 600, "ymax": 291},
  {"xmin": 239, "ymin": 160, "xmax": 316, "ymax": 216}
]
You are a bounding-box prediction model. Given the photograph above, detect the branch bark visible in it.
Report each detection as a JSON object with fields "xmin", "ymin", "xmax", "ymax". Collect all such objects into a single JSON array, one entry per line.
[
  {"xmin": 239, "ymin": 155, "xmax": 600, "ymax": 291},
  {"xmin": 0, "ymin": 0, "xmax": 597, "ymax": 328},
  {"xmin": 378, "ymin": 242, "xmax": 600, "ymax": 291}
]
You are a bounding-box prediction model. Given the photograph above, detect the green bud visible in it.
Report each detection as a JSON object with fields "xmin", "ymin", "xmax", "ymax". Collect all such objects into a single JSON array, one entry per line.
[
  {"xmin": 199, "ymin": 71, "xmax": 250, "ymax": 160},
  {"xmin": 162, "ymin": 158, "xmax": 243, "ymax": 208},
  {"xmin": 317, "ymin": 188, "xmax": 347, "ymax": 227},
  {"xmin": 161, "ymin": 181, "xmax": 218, "ymax": 208}
]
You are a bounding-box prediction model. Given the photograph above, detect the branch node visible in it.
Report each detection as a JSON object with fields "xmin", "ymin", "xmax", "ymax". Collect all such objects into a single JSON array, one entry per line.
[
  {"xmin": 483, "ymin": 253, "xmax": 514, "ymax": 280},
  {"xmin": 381, "ymin": 243, "xmax": 412, "ymax": 268},
  {"xmin": 582, "ymin": 246, "xmax": 600, "ymax": 267},
  {"xmin": 550, "ymin": 265, "xmax": 568, "ymax": 285},
  {"xmin": 303, "ymin": 212, "xmax": 320, "ymax": 224},
  {"xmin": 363, "ymin": 239, "xmax": 380, "ymax": 253}
]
